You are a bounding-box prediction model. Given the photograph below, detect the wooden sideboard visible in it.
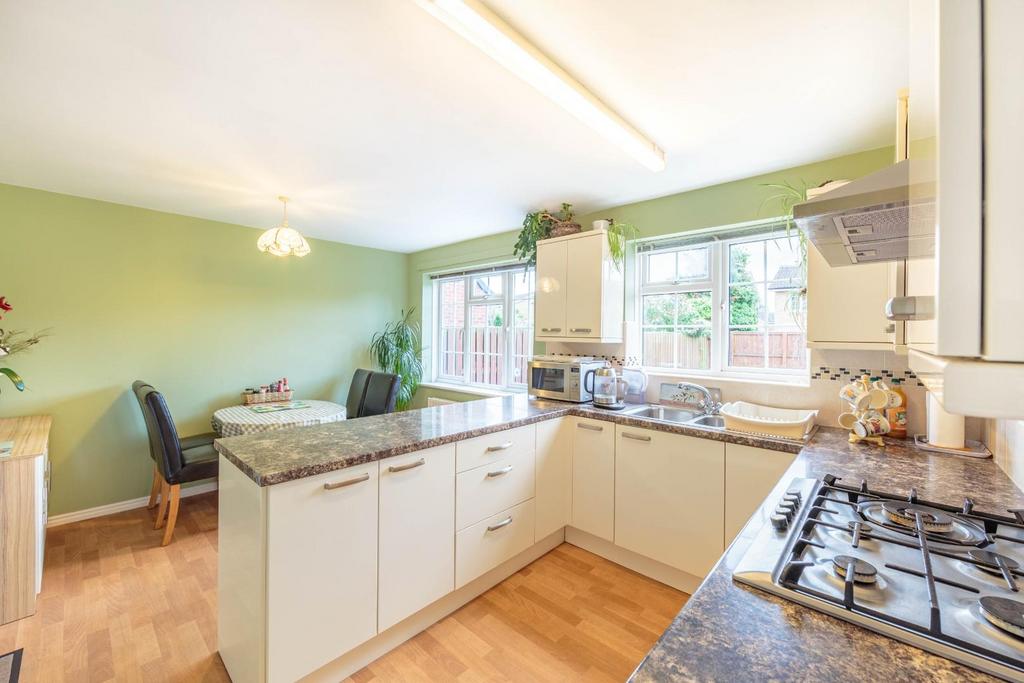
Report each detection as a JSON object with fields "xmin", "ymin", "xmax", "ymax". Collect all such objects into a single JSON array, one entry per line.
[{"xmin": 0, "ymin": 415, "xmax": 51, "ymax": 625}]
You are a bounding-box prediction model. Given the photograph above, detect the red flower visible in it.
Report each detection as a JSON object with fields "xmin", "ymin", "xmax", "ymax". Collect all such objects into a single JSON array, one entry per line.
[{"xmin": 0, "ymin": 296, "xmax": 10, "ymax": 319}]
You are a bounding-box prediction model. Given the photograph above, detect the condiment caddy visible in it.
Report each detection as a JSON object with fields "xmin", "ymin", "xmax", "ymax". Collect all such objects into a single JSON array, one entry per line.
[{"xmin": 242, "ymin": 378, "xmax": 293, "ymax": 405}]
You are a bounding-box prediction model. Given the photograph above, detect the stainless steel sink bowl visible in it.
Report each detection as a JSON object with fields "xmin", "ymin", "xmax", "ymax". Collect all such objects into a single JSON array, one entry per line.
[
  {"xmin": 688, "ymin": 414, "xmax": 726, "ymax": 429},
  {"xmin": 620, "ymin": 404, "xmax": 700, "ymax": 423}
]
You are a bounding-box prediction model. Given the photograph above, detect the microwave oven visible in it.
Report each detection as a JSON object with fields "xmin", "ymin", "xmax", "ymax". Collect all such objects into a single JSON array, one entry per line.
[{"xmin": 527, "ymin": 358, "xmax": 606, "ymax": 403}]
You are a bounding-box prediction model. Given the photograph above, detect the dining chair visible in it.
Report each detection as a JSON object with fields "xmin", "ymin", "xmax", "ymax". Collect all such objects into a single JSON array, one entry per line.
[
  {"xmin": 132, "ymin": 381, "xmax": 218, "ymax": 545},
  {"xmin": 360, "ymin": 371, "xmax": 402, "ymax": 417},
  {"xmin": 346, "ymin": 368, "xmax": 371, "ymax": 418}
]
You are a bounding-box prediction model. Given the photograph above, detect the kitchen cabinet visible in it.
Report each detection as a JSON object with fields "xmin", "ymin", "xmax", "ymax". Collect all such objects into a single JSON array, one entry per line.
[
  {"xmin": 535, "ymin": 231, "xmax": 624, "ymax": 342},
  {"xmin": 806, "ymin": 242, "xmax": 905, "ymax": 350},
  {"xmin": 456, "ymin": 499, "xmax": 536, "ymax": 588},
  {"xmin": 378, "ymin": 445, "xmax": 455, "ymax": 632},
  {"xmin": 266, "ymin": 461, "xmax": 379, "ymax": 683},
  {"xmin": 456, "ymin": 447, "xmax": 535, "ymax": 530},
  {"xmin": 534, "ymin": 417, "xmax": 572, "ymax": 540},
  {"xmin": 571, "ymin": 417, "xmax": 615, "ymax": 541},
  {"xmin": 614, "ymin": 426, "xmax": 725, "ymax": 577},
  {"xmin": 724, "ymin": 444, "xmax": 797, "ymax": 544},
  {"xmin": 535, "ymin": 239, "xmax": 567, "ymax": 337}
]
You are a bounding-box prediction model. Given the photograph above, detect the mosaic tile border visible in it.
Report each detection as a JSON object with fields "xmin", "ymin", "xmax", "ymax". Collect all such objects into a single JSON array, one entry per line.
[{"xmin": 811, "ymin": 366, "xmax": 924, "ymax": 387}]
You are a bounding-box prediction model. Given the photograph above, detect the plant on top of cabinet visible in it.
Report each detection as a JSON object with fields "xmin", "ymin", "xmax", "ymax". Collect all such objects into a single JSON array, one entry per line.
[
  {"xmin": 369, "ymin": 308, "xmax": 422, "ymax": 410},
  {"xmin": 603, "ymin": 220, "xmax": 639, "ymax": 271},
  {"xmin": 0, "ymin": 295, "xmax": 48, "ymax": 394},
  {"xmin": 514, "ymin": 203, "xmax": 580, "ymax": 266}
]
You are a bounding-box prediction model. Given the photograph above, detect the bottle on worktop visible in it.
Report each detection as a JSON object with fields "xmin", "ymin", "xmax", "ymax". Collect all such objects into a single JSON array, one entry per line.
[{"xmin": 885, "ymin": 379, "xmax": 908, "ymax": 438}]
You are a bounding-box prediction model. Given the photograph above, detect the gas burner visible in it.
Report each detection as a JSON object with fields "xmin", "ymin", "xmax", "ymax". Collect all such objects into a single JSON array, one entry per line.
[
  {"xmin": 980, "ymin": 596, "xmax": 1024, "ymax": 638},
  {"xmin": 857, "ymin": 500, "xmax": 989, "ymax": 546},
  {"xmin": 969, "ymin": 549, "xmax": 1021, "ymax": 575},
  {"xmin": 832, "ymin": 555, "xmax": 878, "ymax": 584},
  {"xmin": 881, "ymin": 502, "xmax": 954, "ymax": 532}
]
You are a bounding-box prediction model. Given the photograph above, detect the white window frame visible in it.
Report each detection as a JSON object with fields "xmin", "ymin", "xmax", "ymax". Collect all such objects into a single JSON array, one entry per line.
[
  {"xmin": 637, "ymin": 226, "xmax": 807, "ymax": 379},
  {"xmin": 431, "ymin": 266, "xmax": 534, "ymax": 391}
]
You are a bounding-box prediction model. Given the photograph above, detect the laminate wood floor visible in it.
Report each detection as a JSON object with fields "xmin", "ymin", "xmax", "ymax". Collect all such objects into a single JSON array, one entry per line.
[{"xmin": 0, "ymin": 492, "xmax": 688, "ymax": 682}]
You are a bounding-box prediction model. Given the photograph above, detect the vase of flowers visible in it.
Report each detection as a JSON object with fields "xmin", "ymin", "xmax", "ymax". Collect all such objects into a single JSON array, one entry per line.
[{"xmin": 0, "ymin": 296, "xmax": 47, "ymax": 393}]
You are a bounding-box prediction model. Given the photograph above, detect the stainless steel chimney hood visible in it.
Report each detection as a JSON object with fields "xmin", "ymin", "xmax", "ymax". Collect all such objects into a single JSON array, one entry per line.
[{"xmin": 793, "ymin": 160, "xmax": 935, "ymax": 267}]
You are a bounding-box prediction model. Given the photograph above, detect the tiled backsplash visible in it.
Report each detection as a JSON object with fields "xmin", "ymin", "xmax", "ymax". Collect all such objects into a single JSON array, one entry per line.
[{"xmin": 987, "ymin": 419, "xmax": 1024, "ymax": 492}]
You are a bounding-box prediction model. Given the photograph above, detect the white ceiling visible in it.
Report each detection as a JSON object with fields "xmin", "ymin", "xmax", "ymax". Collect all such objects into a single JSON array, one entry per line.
[{"xmin": 0, "ymin": 1, "xmax": 907, "ymax": 253}]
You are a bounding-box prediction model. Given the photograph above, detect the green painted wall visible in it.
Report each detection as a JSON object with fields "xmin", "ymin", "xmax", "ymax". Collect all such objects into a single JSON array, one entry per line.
[
  {"xmin": 0, "ymin": 184, "xmax": 408, "ymax": 515},
  {"xmin": 406, "ymin": 145, "xmax": 895, "ymax": 400}
]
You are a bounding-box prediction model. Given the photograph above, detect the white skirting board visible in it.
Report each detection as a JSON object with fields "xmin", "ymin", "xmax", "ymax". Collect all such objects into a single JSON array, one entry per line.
[{"xmin": 46, "ymin": 481, "xmax": 218, "ymax": 527}]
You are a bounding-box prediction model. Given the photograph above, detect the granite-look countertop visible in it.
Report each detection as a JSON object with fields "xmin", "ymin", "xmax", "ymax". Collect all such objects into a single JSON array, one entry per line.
[
  {"xmin": 630, "ymin": 428, "xmax": 1024, "ymax": 683},
  {"xmin": 213, "ymin": 394, "xmax": 804, "ymax": 486}
]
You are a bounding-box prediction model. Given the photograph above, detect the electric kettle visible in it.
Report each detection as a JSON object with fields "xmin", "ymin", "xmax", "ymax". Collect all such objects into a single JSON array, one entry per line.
[{"xmin": 584, "ymin": 365, "xmax": 628, "ymax": 409}]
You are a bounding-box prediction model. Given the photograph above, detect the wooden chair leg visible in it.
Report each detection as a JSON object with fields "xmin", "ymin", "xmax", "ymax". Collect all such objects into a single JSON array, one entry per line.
[
  {"xmin": 147, "ymin": 465, "xmax": 161, "ymax": 509},
  {"xmin": 161, "ymin": 484, "xmax": 181, "ymax": 546},
  {"xmin": 154, "ymin": 479, "xmax": 171, "ymax": 529}
]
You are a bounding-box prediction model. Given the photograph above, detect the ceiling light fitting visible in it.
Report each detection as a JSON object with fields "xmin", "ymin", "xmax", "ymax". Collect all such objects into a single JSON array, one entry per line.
[
  {"xmin": 416, "ymin": 0, "xmax": 666, "ymax": 172},
  {"xmin": 257, "ymin": 196, "xmax": 311, "ymax": 257}
]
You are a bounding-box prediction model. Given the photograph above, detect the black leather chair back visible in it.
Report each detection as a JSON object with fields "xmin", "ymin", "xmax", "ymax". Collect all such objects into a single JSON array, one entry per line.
[
  {"xmin": 346, "ymin": 369, "xmax": 371, "ymax": 417},
  {"xmin": 138, "ymin": 386, "xmax": 187, "ymax": 484},
  {"xmin": 132, "ymin": 380, "xmax": 162, "ymax": 465},
  {"xmin": 361, "ymin": 371, "xmax": 402, "ymax": 417}
]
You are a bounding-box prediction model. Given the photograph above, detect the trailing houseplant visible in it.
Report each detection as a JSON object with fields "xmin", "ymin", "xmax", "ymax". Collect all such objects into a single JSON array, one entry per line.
[
  {"xmin": 369, "ymin": 308, "xmax": 423, "ymax": 411},
  {"xmin": 604, "ymin": 220, "xmax": 639, "ymax": 271},
  {"xmin": 759, "ymin": 180, "xmax": 816, "ymax": 330},
  {"xmin": 0, "ymin": 296, "xmax": 48, "ymax": 394},
  {"xmin": 513, "ymin": 203, "xmax": 579, "ymax": 267}
]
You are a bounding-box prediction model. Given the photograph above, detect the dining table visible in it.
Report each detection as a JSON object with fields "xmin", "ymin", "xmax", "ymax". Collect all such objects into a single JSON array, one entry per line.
[{"xmin": 211, "ymin": 399, "xmax": 347, "ymax": 438}]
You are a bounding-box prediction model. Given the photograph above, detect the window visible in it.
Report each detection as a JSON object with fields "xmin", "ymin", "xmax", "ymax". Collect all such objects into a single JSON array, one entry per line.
[
  {"xmin": 639, "ymin": 226, "xmax": 807, "ymax": 376},
  {"xmin": 433, "ymin": 266, "xmax": 534, "ymax": 390}
]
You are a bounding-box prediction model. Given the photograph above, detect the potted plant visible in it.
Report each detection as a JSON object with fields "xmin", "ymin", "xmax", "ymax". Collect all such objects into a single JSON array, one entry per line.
[
  {"xmin": 513, "ymin": 203, "xmax": 580, "ymax": 267},
  {"xmin": 601, "ymin": 219, "xmax": 639, "ymax": 271},
  {"xmin": 759, "ymin": 180, "xmax": 819, "ymax": 330},
  {"xmin": 369, "ymin": 308, "xmax": 423, "ymax": 411},
  {"xmin": 0, "ymin": 296, "xmax": 48, "ymax": 394}
]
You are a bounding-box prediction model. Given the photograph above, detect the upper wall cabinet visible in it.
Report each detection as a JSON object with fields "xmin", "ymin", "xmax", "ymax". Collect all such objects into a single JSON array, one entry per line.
[
  {"xmin": 806, "ymin": 247, "xmax": 905, "ymax": 351},
  {"xmin": 535, "ymin": 231, "xmax": 624, "ymax": 343}
]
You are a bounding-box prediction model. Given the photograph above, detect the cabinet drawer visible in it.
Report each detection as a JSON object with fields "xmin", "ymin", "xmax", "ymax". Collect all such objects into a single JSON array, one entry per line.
[
  {"xmin": 455, "ymin": 424, "xmax": 535, "ymax": 473},
  {"xmin": 456, "ymin": 499, "xmax": 535, "ymax": 588},
  {"xmin": 456, "ymin": 448, "xmax": 535, "ymax": 530}
]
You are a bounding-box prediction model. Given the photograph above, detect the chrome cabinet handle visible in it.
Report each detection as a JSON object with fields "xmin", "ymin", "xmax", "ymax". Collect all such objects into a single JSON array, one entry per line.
[
  {"xmin": 569, "ymin": 328, "xmax": 592, "ymax": 333},
  {"xmin": 487, "ymin": 516, "xmax": 513, "ymax": 532},
  {"xmin": 622, "ymin": 432, "xmax": 652, "ymax": 442},
  {"xmin": 577, "ymin": 423, "xmax": 603, "ymax": 432},
  {"xmin": 540, "ymin": 327, "xmax": 562, "ymax": 333},
  {"xmin": 486, "ymin": 464, "xmax": 514, "ymax": 478},
  {"xmin": 486, "ymin": 442, "xmax": 513, "ymax": 452},
  {"xmin": 388, "ymin": 458, "xmax": 425, "ymax": 473},
  {"xmin": 323, "ymin": 472, "xmax": 370, "ymax": 490}
]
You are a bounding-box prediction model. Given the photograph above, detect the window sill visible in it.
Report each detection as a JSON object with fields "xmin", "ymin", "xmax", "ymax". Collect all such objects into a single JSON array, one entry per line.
[
  {"xmin": 419, "ymin": 381, "xmax": 518, "ymax": 398},
  {"xmin": 640, "ymin": 368, "xmax": 811, "ymax": 389}
]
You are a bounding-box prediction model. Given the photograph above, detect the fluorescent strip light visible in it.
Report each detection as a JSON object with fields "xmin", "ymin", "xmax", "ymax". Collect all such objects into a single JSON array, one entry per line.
[{"xmin": 416, "ymin": 0, "xmax": 666, "ymax": 172}]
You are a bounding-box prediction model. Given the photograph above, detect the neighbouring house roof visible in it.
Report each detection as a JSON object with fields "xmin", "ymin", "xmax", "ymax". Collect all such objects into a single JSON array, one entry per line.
[{"xmin": 767, "ymin": 265, "xmax": 803, "ymax": 291}]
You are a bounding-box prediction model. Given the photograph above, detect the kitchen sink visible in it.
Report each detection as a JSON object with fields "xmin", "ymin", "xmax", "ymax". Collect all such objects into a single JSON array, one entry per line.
[
  {"xmin": 620, "ymin": 404, "xmax": 699, "ymax": 423},
  {"xmin": 620, "ymin": 404, "xmax": 726, "ymax": 430},
  {"xmin": 688, "ymin": 414, "xmax": 726, "ymax": 429}
]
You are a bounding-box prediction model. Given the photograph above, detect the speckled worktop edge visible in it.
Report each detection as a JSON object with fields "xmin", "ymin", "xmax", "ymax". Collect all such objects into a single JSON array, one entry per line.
[
  {"xmin": 212, "ymin": 395, "xmax": 805, "ymax": 486},
  {"xmin": 629, "ymin": 428, "xmax": 1024, "ymax": 683}
]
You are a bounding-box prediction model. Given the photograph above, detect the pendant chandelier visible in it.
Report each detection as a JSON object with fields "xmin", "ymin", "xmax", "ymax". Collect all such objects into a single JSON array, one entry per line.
[{"xmin": 257, "ymin": 196, "xmax": 311, "ymax": 257}]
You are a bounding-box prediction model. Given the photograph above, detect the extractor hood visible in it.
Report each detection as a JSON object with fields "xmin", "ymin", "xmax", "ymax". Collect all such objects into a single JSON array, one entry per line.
[{"xmin": 793, "ymin": 159, "xmax": 936, "ymax": 267}]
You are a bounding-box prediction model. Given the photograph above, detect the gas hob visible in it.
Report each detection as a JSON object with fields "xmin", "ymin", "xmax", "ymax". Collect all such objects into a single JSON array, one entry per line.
[{"xmin": 733, "ymin": 474, "xmax": 1024, "ymax": 681}]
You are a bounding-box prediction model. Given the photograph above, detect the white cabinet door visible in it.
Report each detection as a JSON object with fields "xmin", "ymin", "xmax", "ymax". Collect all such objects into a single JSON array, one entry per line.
[
  {"xmin": 266, "ymin": 462, "xmax": 378, "ymax": 683},
  {"xmin": 565, "ymin": 232, "xmax": 604, "ymax": 339},
  {"xmin": 571, "ymin": 417, "xmax": 615, "ymax": 541},
  {"xmin": 724, "ymin": 444, "xmax": 796, "ymax": 544},
  {"xmin": 535, "ymin": 239, "xmax": 567, "ymax": 337},
  {"xmin": 614, "ymin": 426, "xmax": 725, "ymax": 577},
  {"xmin": 807, "ymin": 246, "xmax": 901, "ymax": 347},
  {"xmin": 535, "ymin": 417, "xmax": 572, "ymax": 539},
  {"xmin": 379, "ymin": 445, "xmax": 455, "ymax": 632}
]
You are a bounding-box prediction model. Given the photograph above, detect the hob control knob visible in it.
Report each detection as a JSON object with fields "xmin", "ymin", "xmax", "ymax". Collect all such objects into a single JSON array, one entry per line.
[
  {"xmin": 775, "ymin": 505, "xmax": 795, "ymax": 521},
  {"xmin": 783, "ymin": 493, "xmax": 801, "ymax": 507},
  {"xmin": 770, "ymin": 513, "xmax": 789, "ymax": 531},
  {"xmin": 777, "ymin": 500, "xmax": 797, "ymax": 516},
  {"xmin": 785, "ymin": 490, "xmax": 802, "ymax": 503}
]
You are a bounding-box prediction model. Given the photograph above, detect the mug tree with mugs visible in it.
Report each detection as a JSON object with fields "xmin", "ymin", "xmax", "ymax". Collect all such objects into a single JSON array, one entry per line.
[{"xmin": 838, "ymin": 375, "xmax": 906, "ymax": 446}]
